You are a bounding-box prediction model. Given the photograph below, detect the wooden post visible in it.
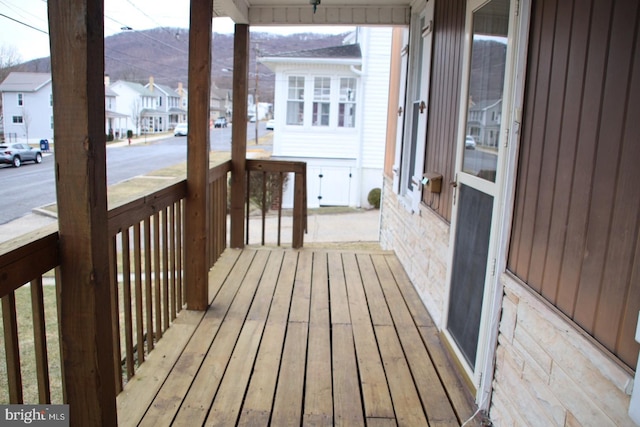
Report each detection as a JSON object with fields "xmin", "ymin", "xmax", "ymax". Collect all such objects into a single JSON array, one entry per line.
[
  {"xmin": 230, "ymin": 24, "xmax": 250, "ymax": 248},
  {"xmin": 48, "ymin": 0, "xmax": 117, "ymax": 424},
  {"xmin": 184, "ymin": 0, "xmax": 213, "ymax": 310}
]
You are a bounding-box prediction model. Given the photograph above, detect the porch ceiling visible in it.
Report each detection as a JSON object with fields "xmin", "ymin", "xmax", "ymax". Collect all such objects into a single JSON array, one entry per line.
[{"xmin": 212, "ymin": 0, "xmax": 412, "ymax": 27}]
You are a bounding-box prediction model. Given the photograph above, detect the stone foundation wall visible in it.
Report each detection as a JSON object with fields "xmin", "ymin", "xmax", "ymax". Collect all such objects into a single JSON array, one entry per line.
[
  {"xmin": 491, "ymin": 273, "xmax": 635, "ymax": 426},
  {"xmin": 379, "ymin": 177, "xmax": 450, "ymax": 326}
]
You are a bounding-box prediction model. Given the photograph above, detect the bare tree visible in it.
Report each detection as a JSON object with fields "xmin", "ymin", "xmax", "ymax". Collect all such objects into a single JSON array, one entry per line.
[
  {"xmin": 0, "ymin": 44, "xmax": 22, "ymax": 83},
  {"xmin": 22, "ymin": 108, "xmax": 32, "ymax": 144},
  {"xmin": 130, "ymin": 99, "xmax": 142, "ymax": 135}
]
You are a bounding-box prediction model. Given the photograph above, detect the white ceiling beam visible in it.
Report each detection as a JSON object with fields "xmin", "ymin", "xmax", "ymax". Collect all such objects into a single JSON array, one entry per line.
[
  {"xmin": 214, "ymin": 0, "xmax": 251, "ymax": 23},
  {"xmin": 247, "ymin": 6, "xmax": 410, "ymax": 26}
]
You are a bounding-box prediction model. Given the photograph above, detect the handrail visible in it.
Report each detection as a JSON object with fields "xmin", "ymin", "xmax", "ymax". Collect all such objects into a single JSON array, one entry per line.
[
  {"xmin": 0, "ymin": 157, "xmax": 299, "ymax": 405},
  {"xmin": 246, "ymin": 159, "xmax": 307, "ymax": 248}
]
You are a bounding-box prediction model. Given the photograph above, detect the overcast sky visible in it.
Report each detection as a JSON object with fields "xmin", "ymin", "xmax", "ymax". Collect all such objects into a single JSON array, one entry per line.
[{"xmin": 0, "ymin": 0, "xmax": 353, "ymax": 62}]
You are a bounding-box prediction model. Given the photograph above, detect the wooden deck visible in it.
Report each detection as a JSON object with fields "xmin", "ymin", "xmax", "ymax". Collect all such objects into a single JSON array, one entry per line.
[{"xmin": 117, "ymin": 247, "xmax": 478, "ymax": 426}]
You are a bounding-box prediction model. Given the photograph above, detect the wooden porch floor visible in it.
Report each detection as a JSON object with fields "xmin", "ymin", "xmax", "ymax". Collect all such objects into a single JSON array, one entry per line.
[{"xmin": 117, "ymin": 247, "xmax": 477, "ymax": 426}]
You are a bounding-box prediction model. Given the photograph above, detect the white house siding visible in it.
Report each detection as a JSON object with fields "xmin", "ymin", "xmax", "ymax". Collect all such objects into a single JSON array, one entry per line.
[
  {"xmin": 110, "ymin": 81, "xmax": 157, "ymax": 135},
  {"xmin": 357, "ymin": 27, "xmax": 392, "ymax": 206},
  {"xmin": 1, "ymin": 85, "xmax": 53, "ymax": 143},
  {"xmin": 271, "ymin": 63, "xmax": 361, "ymax": 160},
  {"xmin": 380, "ymin": 173, "xmax": 638, "ymax": 427}
]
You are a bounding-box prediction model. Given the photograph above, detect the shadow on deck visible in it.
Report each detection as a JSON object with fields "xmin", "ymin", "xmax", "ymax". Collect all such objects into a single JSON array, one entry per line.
[{"xmin": 117, "ymin": 246, "xmax": 478, "ymax": 426}]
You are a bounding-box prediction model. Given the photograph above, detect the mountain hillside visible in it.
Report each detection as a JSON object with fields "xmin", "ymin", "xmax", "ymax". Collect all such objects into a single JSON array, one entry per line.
[{"xmin": 12, "ymin": 29, "xmax": 349, "ymax": 103}]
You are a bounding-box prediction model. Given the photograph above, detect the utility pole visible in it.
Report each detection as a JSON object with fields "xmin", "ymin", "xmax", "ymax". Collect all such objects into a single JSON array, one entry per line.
[{"xmin": 254, "ymin": 43, "xmax": 259, "ymax": 145}]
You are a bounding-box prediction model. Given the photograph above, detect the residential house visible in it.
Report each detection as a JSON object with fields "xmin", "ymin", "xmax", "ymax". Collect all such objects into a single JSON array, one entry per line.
[
  {"xmin": 210, "ymin": 85, "xmax": 232, "ymax": 120},
  {"xmin": 109, "ymin": 79, "xmax": 160, "ymax": 135},
  {"xmin": 145, "ymin": 78, "xmax": 187, "ymax": 130},
  {"xmin": 0, "ymin": 72, "xmax": 53, "ymax": 143},
  {"xmin": 261, "ymin": 26, "xmax": 392, "ymax": 208},
  {"xmin": 104, "ymin": 76, "xmax": 128, "ymax": 139},
  {"xmin": 176, "ymin": 82, "xmax": 188, "ymax": 122}
]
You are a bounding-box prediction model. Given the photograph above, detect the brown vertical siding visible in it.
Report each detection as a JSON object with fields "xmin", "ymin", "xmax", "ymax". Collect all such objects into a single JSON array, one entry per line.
[
  {"xmin": 508, "ymin": 0, "xmax": 640, "ymax": 368},
  {"xmin": 421, "ymin": 0, "xmax": 466, "ymax": 221}
]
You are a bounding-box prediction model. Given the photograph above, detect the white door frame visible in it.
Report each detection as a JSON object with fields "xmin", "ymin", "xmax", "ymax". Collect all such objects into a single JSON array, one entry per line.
[{"xmin": 441, "ymin": 0, "xmax": 531, "ymax": 408}]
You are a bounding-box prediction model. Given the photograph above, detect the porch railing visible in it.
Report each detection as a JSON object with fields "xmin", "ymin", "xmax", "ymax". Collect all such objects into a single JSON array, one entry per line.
[
  {"xmin": 0, "ymin": 158, "xmax": 306, "ymax": 404},
  {"xmin": 246, "ymin": 159, "xmax": 307, "ymax": 248}
]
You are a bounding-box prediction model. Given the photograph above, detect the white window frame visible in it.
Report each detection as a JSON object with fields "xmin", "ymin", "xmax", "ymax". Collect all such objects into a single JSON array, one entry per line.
[
  {"xmin": 286, "ymin": 76, "xmax": 305, "ymax": 126},
  {"xmin": 312, "ymin": 77, "xmax": 331, "ymax": 127},
  {"xmin": 12, "ymin": 116, "xmax": 23, "ymax": 124},
  {"xmin": 338, "ymin": 77, "xmax": 357, "ymax": 128},
  {"xmin": 17, "ymin": 93, "xmax": 23, "ymax": 106}
]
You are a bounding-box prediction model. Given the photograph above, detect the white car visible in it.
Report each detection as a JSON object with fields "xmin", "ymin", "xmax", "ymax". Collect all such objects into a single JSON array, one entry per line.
[
  {"xmin": 266, "ymin": 119, "xmax": 275, "ymax": 130},
  {"xmin": 174, "ymin": 123, "xmax": 188, "ymax": 136},
  {"xmin": 465, "ymin": 135, "xmax": 476, "ymax": 149}
]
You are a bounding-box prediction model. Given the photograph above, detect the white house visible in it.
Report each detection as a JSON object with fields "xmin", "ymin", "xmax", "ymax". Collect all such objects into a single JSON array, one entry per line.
[
  {"xmin": 145, "ymin": 78, "xmax": 187, "ymax": 130},
  {"xmin": 0, "ymin": 72, "xmax": 53, "ymax": 144},
  {"xmin": 105, "ymin": 82, "xmax": 129, "ymax": 140},
  {"xmin": 109, "ymin": 79, "xmax": 160, "ymax": 135},
  {"xmin": 260, "ymin": 27, "xmax": 392, "ymax": 209}
]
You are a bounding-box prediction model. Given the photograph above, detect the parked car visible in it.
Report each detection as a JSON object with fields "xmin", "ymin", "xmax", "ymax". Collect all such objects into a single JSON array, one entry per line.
[
  {"xmin": 214, "ymin": 117, "xmax": 228, "ymax": 128},
  {"xmin": 174, "ymin": 123, "xmax": 188, "ymax": 136},
  {"xmin": 465, "ymin": 135, "xmax": 476, "ymax": 149},
  {"xmin": 266, "ymin": 119, "xmax": 275, "ymax": 130},
  {"xmin": 0, "ymin": 143, "xmax": 42, "ymax": 167}
]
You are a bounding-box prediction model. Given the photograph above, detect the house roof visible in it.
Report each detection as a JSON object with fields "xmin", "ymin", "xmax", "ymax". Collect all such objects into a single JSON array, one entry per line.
[
  {"xmin": 469, "ymin": 99, "xmax": 502, "ymax": 111},
  {"xmin": 114, "ymin": 80, "xmax": 156, "ymax": 97},
  {"xmin": 149, "ymin": 83, "xmax": 181, "ymax": 98},
  {"xmin": 0, "ymin": 72, "xmax": 51, "ymax": 92},
  {"xmin": 260, "ymin": 43, "xmax": 362, "ymax": 69},
  {"xmin": 105, "ymin": 86, "xmax": 119, "ymax": 97},
  {"xmin": 266, "ymin": 43, "xmax": 361, "ymax": 60}
]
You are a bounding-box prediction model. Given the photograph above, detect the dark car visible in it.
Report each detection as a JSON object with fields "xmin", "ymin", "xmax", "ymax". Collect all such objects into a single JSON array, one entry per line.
[
  {"xmin": 0, "ymin": 143, "xmax": 43, "ymax": 167},
  {"xmin": 214, "ymin": 117, "xmax": 228, "ymax": 128}
]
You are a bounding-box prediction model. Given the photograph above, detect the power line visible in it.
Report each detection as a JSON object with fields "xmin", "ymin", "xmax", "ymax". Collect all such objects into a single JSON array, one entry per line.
[
  {"xmin": 105, "ymin": 16, "xmax": 188, "ymax": 54},
  {"xmin": 0, "ymin": 12, "xmax": 48, "ymax": 35}
]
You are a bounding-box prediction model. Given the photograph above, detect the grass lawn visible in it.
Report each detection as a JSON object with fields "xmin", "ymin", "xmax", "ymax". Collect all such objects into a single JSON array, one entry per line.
[{"xmin": 0, "ymin": 281, "xmax": 63, "ymax": 404}]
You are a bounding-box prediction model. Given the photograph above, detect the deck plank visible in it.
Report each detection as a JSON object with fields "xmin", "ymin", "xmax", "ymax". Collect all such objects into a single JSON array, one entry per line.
[
  {"xmin": 137, "ymin": 249, "xmax": 253, "ymax": 426},
  {"xmin": 238, "ymin": 251, "xmax": 299, "ymax": 426},
  {"xmin": 372, "ymin": 255, "xmax": 460, "ymax": 426},
  {"xmin": 117, "ymin": 249, "xmax": 241, "ymax": 427},
  {"xmin": 119, "ymin": 248, "xmax": 477, "ymax": 426},
  {"xmin": 356, "ymin": 254, "xmax": 393, "ymax": 326},
  {"xmin": 383, "ymin": 254, "xmax": 477, "ymax": 422},
  {"xmin": 332, "ymin": 323, "xmax": 365, "ymax": 426},
  {"xmin": 328, "ymin": 251, "xmax": 351, "ymax": 325},
  {"xmin": 204, "ymin": 251, "xmax": 285, "ymax": 426},
  {"xmin": 303, "ymin": 252, "xmax": 333, "ymax": 426},
  {"xmin": 376, "ymin": 324, "xmax": 429, "ymax": 426},
  {"xmin": 173, "ymin": 250, "xmax": 269, "ymax": 425},
  {"xmin": 342, "ymin": 253, "xmax": 395, "ymax": 420},
  {"xmin": 271, "ymin": 321, "xmax": 309, "ymax": 425}
]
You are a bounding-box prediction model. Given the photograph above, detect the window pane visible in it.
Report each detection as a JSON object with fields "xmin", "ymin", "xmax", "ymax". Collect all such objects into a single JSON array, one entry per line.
[
  {"xmin": 287, "ymin": 101, "xmax": 304, "ymax": 125},
  {"xmin": 287, "ymin": 76, "xmax": 305, "ymax": 125},
  {"xmin": 339, "ymin": 78, "xmax": 357, "ymax": 128},
  {"xmin": 313, "ymin": 102, "xmax": 330, "ymax": 126},
  {"xmin": 462, "ymin": 0, "xmax": 509, "ymax": 182},
  {"xmin": 314, "ymin": 77, "xmax": 331, "ymax": 101}
]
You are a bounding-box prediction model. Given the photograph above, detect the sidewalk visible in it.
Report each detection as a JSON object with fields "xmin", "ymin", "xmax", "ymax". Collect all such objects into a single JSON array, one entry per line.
[{"xmin": 0, "ymin": 208, "xmax": 381, "ymax": 246}]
